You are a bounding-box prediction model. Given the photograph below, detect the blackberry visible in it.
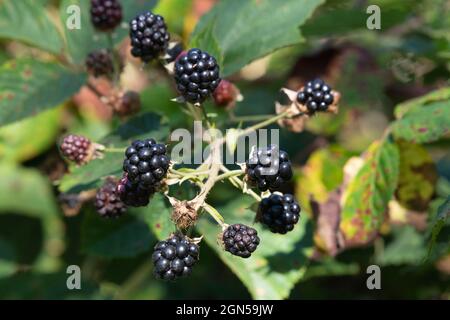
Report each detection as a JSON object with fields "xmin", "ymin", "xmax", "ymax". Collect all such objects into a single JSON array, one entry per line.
[
  {"xmin": 174, "ymin": 48, "xmax": 221, "ymax": 104},
  {"xmin": 122, "ymin": 139, "xmax": 170, "ymax": 189},
  {"xmin": 90, "ymin": 0, "xmax": 123, "ymax": 32},
  {"xmin": 152, "ymin": 234, "xmax": 200, "ymax": 281},
  {"xmin": 258, "ymin": 193, "xmax": 301, "ymax": 234},
  {"xmin": 60, "ymin": 134, "xmax": 92, "ymax": 165},
  {"xmin": 222, "ymin": 224, "xmax": 260, "ymax": 258},
  {"xmin": 85, "ymin": 50, "xmax": 114, "ymax": 78},
  {"xmin": 213, "ymin": 79, "xmax": 239, "ymax": 109},
  {"xmin": 245, "ymin": 145, "xmax": 293, "ymax": 192},
  {"xmin": 129, "ymin": 11, "xmax": 170, "ymax": 62},
  {"xmin": 296, "ymin": 78, "xmax": 334, "ymax": 113},
  {"xmin": 95, "ymin": 178, "xmax": 127, "ymax": 217},
  {"xmin": 116, "ymin": 173, "xmax": 154, "ymax": 207}
]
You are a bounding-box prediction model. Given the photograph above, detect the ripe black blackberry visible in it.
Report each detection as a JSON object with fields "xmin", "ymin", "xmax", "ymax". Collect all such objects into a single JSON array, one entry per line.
[
  {"xmin": 122, "ymin": 139, "xmax": 169, "ymax": 190},
  {"xmin": 85, "ymin": 50, "xmax": 114, "ymax": 78},
  {"xmin": 60, "ymin": 134, "xmax": 92, "ymax": 165},
  {"xmin": 258, "ymin": 193, "xmax": 301, "ymax": 234},
  {"xmin": 152, "ymin": 234, "xmax": 200, "ymax": 281},
  {"xmin": 95, "ymin": 178, "xmax": 127, "ymax": 217},
  {"xmin": 174, "ymin": 48, "xmax": 221, "ymax": 104},
  {"xmin": 116, "ymin": 173, "xmax": 154, "ymax": 207},
  {"xmin": 296, "ymin": 78, "xmax": 334, "ymax": 113},
  {"xmin": 245, "ymin": 145, "xmax": 293, "ymax": 192},
  {"xmin": 129, "ymin": 11, "xmax": 170, "ymax": 62},
  {"xmin": 90, "ymin": 0, "xmax": 123, "ymax": 32},
  {"xmin": 222, "ymin": 224, "xmax": 260, "ymax": 258}
]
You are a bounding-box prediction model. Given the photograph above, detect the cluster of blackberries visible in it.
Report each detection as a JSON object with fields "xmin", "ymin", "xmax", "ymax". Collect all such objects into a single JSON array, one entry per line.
[
  {"xmin": 174, "ymin": 48, "xmax": 221, "ymax": 104},
  {"xmin": 116, "ymin": 173, "xmax": 154, "ymax": 207},
  {"xmin": 152, "ymin": 234, "xmax": 200, "ymax": 281},
  {"xmin": 245, "ymin": 146, "xmax": 293, "ymax": 192},
  {"xmin": 258, "ymin": 193, "xmax": 301, "ymax": 234},
  {"xmin": 296, "ymin": 78, "xmax": 334, "ymax": 113},
  {"xmin": 129, "ymin": 11, "xmax": 170, "ymax": 62},
  {"xmin": 222, "ymin": 224, "xmax": 260, "ymax": 258},
  {"xmin": 85, "ymin": 50, "xmax": 114, "ymax": 78},
  {"xmin": 60, "ymin": 134, "xmax": 92, "ymax": 165},
  {"xmin": 117, "ymin": 139, "xmax": 169, "ymax": 206},
  {"xmin": 95, "ymin": 178, "xmax": 127, "ymax": 217},
  {"xmin": 90, "ymin": 0, "xmax": 123, "ymax": 32}
]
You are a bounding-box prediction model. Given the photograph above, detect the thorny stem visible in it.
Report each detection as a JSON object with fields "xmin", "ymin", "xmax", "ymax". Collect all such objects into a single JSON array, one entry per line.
[{"xmin": 229, "ymin": 113, "xmax": 278, "ymax": 123}]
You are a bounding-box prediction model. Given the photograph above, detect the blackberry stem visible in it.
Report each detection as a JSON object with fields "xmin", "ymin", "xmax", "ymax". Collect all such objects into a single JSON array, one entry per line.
[
  {"xmin": 215, "ymin": 169, "xmax": 244, "ymax": 182},
  {"xmin": 219, "ymin": 165, "xmax": 261, "ymax": 202},
  {"xmin": 202, "ymin": 203, "xmax": 225, "ymax": 227},
  {"xmin": 107, "ymin": 33, "xmax": 121, "ymax": 86},
  {"xmin": 104, "ymin": 147, "xmax": 125, "ymax": 153},
  {"xmin": 229, "ymin": 113, "xmax": 278, "ymax": 123}
]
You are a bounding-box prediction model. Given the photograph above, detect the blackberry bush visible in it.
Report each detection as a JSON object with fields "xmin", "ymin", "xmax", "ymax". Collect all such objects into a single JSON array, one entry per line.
[
  {"xmin": 152, "ymin": 234, "xmax": 200, "ymax": 281},
  {"xmin": 296, "ymin": 78, "xmax": 334, "ymax": 113},
  {"xmin": 174, "ymin": 48, "xmax": 221, "ymax": 104},
  {"xmin": 258, "ymin": 193, "xmax": 301, "ymax": 234},
  {"xmin": 85, "ymin": 50, "xmax": 114, "ymax": 78},
  {"xmin": 90, "ymin": 0, "xmax": 123, "ymax": 32},
  {"xmin": 129, "ymin": 11, "xmax": 170, "ymax": 62},
  {"xmin": 95, "ymin": 178, "xmax": 127, "ymax": 218},
  {"xmin": 222, "ymin": 224, "xmax": 260, "ymax": 258},
  {"xmin": 245, "ymin": 145, "xmax": 293, "ymax": 192},
  {"xmin": 122, "ymin": 139, "xmax": 170, "ymax": 190}
]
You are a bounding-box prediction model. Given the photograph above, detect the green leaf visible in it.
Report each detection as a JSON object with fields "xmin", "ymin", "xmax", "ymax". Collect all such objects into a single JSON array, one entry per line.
[
  {"xmin": 427, "ymin": 196, "xmax": 449, "ymax": 257},
  {"xmin": 60, "ymin": 0, "xmax": 157, "ymax": 65},
  {"xmin": 376, "ymin": 226, "xmax": 427, "ymax": 266},
  {"xmin": 394, "ymin": 87, "xmax": 450, "ymax": 119},
  {"xmin": 395, "ymin": 140, "xmax": 438, "ymax": 211},
  {"xmin": 0, "ymin": 164, "xmax": 63, "ymax": 272},
  {"xmin": 0, "ymin": 107, "xmax": 62, "ymax": 162},
  {"xmin": 391, "ymin": 100, "xmax": 450, "ymax": 143},
  {"xmin": 81, "ymin": 209, "xmax": 154, "ymax": 258},
  {"xmin": 197, "ymin": 196, "xmax": 314, "ymax": 300},
  {"xmin": 58, "ymin": 112, "xmax": 169, "ymax": 193},
  {"xmin": 153, "ymin": 0, "xmax": 192, "ymax": 34},
  {"xmin": 295, "ymin": 145, "xmax": 353, "ymax": 212},
  {"xmin": 0, "ymin": 59, "xmax": 86, "ymax": 126},
  {"xmin": 340, "ymin": 138, "xmax": 400, "ymax": 246},
  {"xmin": 190, "ymin": 0, "xmax": 324, "ymax": 76},
  {"xmin": 0, "ymin": 0, "xmax": 63, "ymax": 54},
  {"xmin": 140, "ymin": 193, "xmax": 177, "ymax": 240}
]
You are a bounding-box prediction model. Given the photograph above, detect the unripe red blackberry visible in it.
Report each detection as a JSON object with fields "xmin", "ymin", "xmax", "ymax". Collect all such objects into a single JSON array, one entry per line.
[
  {"xmin": 115, "ymin": 91, "xmax": 141, "ymax": 116},
  {"xmin": 122, "ymin": 139, "xmax": 170, "ymax": 190},
  {"xmin": 213, "ymin": 79, "xmax": 240, "ymax": 109},
  {"xmin": 129, "ymin": 11, "xmax": 170, "ymax": 62},
  {"xmin": 296, "ymin": 78, "xmax": 334, "ymax": 113},
  {"xmin": 152, "ymin": 234, "xmax": 200, "ymax": 281},
  {"xmin": 95, "ymin": 178, "xmax": 127, "ymax": 218},
  {"xmin": 116, "ymin": 173, "xmax": 154, "ymax": 207},
  {"xmin": 60, "ymin": 134, "xmax": 92, "ymax": 165},
  {"xmin": 258, "ymin": 193, "xmax": 301, "ymax": 234},
  {"xmin": 222, "ymin": 224, "xmax": 260, "ymax": 258},
  {"xmin": 90, "ymin": 0, "xmax": 123, "ymax": 32},
  {"xmin": 245, "ymin": 145, "xmax": 293, "ymax": 192},
  {"xmin": 174, "ymin": 48, "xmax": 221, "ymax": 104},
  {"xmin": 85, "ymin": 50, "xmax": 114, "ymax": 78}
]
